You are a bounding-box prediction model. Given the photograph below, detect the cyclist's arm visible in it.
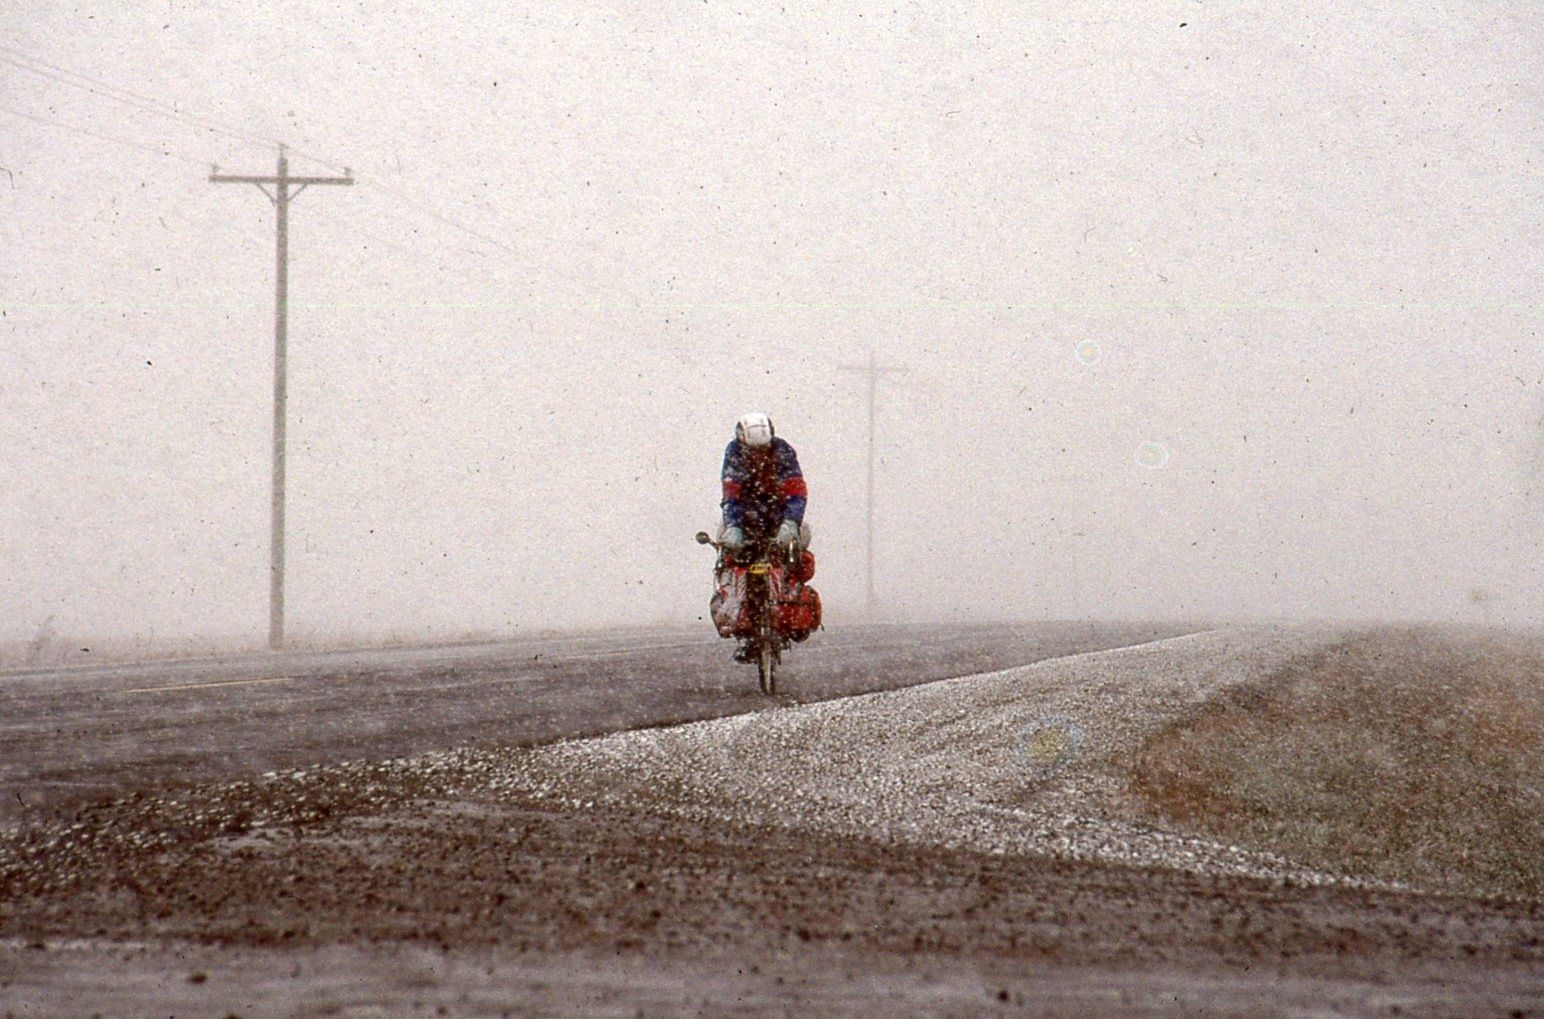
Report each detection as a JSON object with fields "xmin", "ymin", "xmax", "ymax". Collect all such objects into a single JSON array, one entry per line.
[
  {"xmin": 776, "ymin": 441, "xmax": 807, "ymax": 524},
  {"xmin": 721, "ymin": 442, "xmax": 746, "ymax": 526}
]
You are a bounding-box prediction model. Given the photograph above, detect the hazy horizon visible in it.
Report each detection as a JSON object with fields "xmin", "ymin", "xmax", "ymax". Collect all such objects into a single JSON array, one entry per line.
[{"xmin": 3, "ymin": 1, "xmax": 1540, "ymax": 648}]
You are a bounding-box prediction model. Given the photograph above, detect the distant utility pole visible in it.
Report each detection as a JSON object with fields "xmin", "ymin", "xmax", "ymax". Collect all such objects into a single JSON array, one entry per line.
[
  {"xmin": 838, "ymin": 348, "xmax": 908, "ymax": 610},
  {"xmin": 211, "ymin": 144, "xmax": 352, "ymax": 650}
]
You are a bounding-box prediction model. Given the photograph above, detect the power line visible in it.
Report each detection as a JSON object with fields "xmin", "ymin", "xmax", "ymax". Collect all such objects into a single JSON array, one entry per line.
[
  {"xmin": 303, "ymin": 200, "xmax": 550, "ymax": 295},
  {"xmin": 345, "ymin": 175, "xmax": 596, "ymax": 296},
  {"xmin": 1, "ymin": 44, "xmax": 340, "ymax": 167},
  {"xmin": 3, "ymin": 42, "xmax": 586, "ymax": 290},
  {"xmin": 2, "ymin": 46, "xmax": 349, "ymax": 177},
  {"xmin": 0, "ymin": 105, "xmax": 206, "ymax": 166},
  {"xmin": 0, "ymin": 50, "xmax": 277, "ymax": 155},
  {"xmin": 258, "ymin": 139, "xmax": 349, "ymax": 176},
  {"xmin": 303, "ymin": 200, "xmax": 429, "ymax": 263},
  {"xmin": 357, "ymin": 175, "xmax": 522, "ymax": 256},
  {"xmin": 2, "ymin": 46, "xmax": 526, "ymax": 258}
]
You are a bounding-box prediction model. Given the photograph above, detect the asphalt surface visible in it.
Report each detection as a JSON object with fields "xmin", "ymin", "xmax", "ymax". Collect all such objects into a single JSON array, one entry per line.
[{"xmin": 0, "ymin": 620, "xmax": 1191, "ymax": 827}]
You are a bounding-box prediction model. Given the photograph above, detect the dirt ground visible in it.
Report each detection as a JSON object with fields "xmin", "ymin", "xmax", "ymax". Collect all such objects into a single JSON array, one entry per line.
[
  {"xmin": 4, "ymin": 792, "xmax": 1540, "ymax": 1016},
  {"xmin": 2, "ymin": 626, "xmax": 1541, "ymax": 1016},
  {"xmin": 1132, "ymin": 626, "xmax": 1544, "ymax": 900}
]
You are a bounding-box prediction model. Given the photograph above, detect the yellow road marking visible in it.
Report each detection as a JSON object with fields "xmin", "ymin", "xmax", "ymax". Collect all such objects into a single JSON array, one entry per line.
[{"xmin": 121, "ymin": 676, "xmax": 296, "ymax": 695}]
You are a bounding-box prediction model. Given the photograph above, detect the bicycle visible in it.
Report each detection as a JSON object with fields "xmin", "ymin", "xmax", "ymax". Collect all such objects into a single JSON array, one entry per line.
[{"xmin": 697, "ymin": 531, "xmax": 800, "ymax": 694}]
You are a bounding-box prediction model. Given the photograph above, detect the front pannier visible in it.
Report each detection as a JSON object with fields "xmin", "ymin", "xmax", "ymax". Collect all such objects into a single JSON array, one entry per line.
[
  {"xmin": 710, "ymin": 568, "xmax": 752, "ymax": 637},
  {"xmin": 776, "ymin": 583, "xmax": 822, "ymax": 641}
]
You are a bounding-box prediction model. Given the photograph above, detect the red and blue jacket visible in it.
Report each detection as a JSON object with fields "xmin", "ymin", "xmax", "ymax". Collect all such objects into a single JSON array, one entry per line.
[{"xmin": 721, "ymin": 437, "xmax": 807, "ymax": 536}]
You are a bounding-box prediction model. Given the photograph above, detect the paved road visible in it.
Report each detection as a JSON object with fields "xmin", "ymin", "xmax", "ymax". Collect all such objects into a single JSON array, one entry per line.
[{"xmin": 0, "ymin": 621, "xmax": 1195, "ymax": 826}]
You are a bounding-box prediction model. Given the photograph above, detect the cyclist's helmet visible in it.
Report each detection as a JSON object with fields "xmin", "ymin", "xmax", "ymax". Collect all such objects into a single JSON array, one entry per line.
[{"xmin": 735, "ymin": 412, "xmax": 774, "ymax": 448}]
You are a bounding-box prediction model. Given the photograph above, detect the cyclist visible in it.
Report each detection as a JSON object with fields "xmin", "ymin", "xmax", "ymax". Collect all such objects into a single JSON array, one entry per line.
[
  {"xmin": 719, "ymin": 411, "xmax": 808, "ymax": 555},
  {"xmin": 718, "ymin": 412, "xmax": 809, "ymax": 660}
]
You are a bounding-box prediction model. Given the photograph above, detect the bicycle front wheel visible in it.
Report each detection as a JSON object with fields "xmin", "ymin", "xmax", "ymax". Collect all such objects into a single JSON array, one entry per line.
[{"xmin": 758, "ymin": 639, "xmax": 777, "ymax": 695}]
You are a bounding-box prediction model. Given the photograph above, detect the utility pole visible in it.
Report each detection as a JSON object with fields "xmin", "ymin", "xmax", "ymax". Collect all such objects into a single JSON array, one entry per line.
[
  {"xmin": 838, "ymin": 348, "xmax": 908, "ymax": 611},
  {"xmin": 211, "ymin": 144, "xmax": 352, "ymax": 649}
]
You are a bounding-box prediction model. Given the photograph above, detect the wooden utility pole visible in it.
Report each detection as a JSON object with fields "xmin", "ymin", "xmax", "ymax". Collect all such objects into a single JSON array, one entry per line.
[
  {"xmin": 838, "ymin": 349, "xmax": 908, "ymax": 610},
  {"xmin": 211, "ymin": 145, "xmax": 352, "ymax": 649}
]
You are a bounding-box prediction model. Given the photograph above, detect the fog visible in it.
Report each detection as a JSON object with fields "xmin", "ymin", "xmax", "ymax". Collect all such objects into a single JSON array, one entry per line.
[{"xmin": 2, "ymin": 2, "xmax": 1540, "ymax": 653}]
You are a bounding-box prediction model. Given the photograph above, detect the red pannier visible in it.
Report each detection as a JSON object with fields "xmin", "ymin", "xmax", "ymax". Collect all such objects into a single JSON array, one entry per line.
[
  {"xmin": 710, "ymin": 566, "xmax": 822, "ymax": 642},
  {"xmin": 710, "ymin": 567, "xmax": 752, "ymax": 638},
  {"xmin": 776, "ymin": 583, "xmax": 822, "ymax": 642}
]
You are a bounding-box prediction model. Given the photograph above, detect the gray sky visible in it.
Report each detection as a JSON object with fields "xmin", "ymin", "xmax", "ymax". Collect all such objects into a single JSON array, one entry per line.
[{"xmin": 2, "ymin": 1, "xmax": 1540, "ymax": 645}]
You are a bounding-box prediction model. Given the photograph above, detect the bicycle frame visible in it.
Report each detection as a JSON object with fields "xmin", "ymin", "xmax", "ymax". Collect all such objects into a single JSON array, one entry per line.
[{"xmin": 698, "ymin": 531, "xmax": 797, "ymax": 694}]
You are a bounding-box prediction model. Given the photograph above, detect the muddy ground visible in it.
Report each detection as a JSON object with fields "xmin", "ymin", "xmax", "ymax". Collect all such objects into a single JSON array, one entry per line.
[{"xmin": 2, "ymin": 625, "xmax": 1540, "ymax": 1016}]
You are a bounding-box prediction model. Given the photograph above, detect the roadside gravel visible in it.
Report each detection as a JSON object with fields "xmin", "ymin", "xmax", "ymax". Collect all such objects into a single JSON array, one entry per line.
[{"xmin": 476, "ymin": 625, "xmax": 1373, "ymax": 887}]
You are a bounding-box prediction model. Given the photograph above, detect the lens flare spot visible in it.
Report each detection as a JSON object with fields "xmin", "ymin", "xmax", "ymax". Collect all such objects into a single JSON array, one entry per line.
[
  {"xmin": 1135, "ymin": 441, "xmax": 1170, "ymax": 469},
  {"xmin": 1020, "ymin": 717, "xmax": 1086, "ymax": 779}
]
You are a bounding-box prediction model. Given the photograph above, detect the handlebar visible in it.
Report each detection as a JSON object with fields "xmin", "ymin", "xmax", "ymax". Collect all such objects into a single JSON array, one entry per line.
[{"xmin": 695, "ymin": 530, "xmax": 799, "ymax": 565}]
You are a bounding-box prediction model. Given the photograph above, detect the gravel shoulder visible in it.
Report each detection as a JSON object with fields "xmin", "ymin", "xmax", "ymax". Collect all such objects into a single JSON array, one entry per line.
[{"xmin": 487, "ymin": 625, "xmax": 1359, "ymax": 884}]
